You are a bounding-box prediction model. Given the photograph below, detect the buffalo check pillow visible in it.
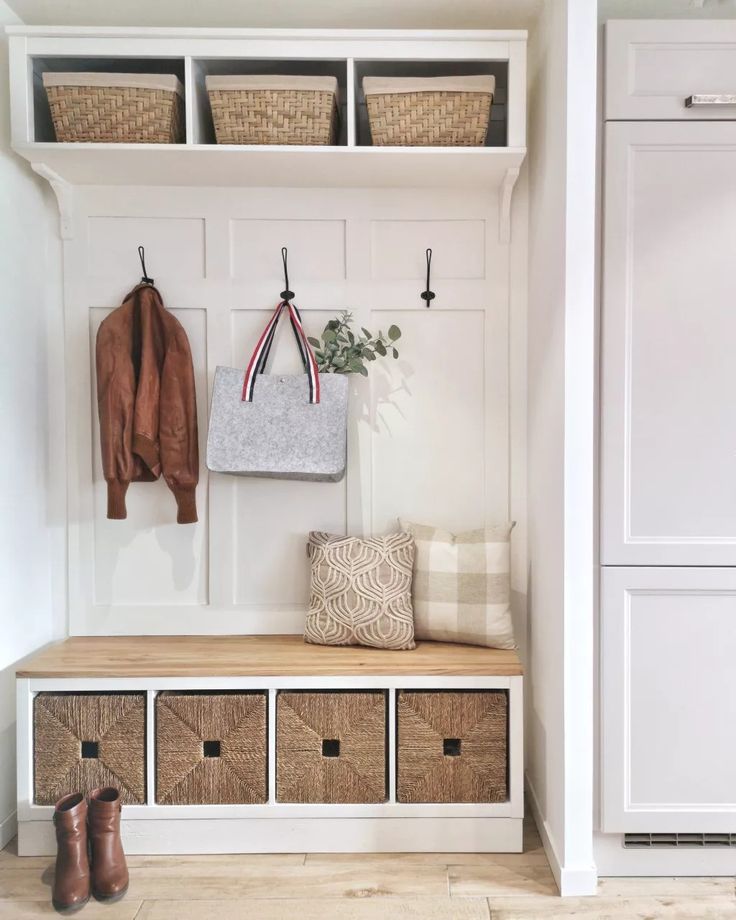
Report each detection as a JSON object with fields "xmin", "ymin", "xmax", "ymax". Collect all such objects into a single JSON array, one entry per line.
[{"xmin": 399, "ymin": 520, "xmax": 516, "ymax": 649}]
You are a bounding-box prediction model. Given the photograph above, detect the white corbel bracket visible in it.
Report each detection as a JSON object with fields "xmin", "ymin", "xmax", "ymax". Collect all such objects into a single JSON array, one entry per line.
[
  {"xmin": 499, "ymin": 166, "xmax": 520, "ymax": 244},
  {"xmin": 31, "ymin": 163, "xmax": 74, "ymax": 240}
]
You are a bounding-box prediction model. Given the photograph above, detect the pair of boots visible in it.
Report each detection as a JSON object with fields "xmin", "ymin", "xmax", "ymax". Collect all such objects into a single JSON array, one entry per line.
[{"xmin": 52, "ymin": 786, "xmax": 128, "ymax": 914}]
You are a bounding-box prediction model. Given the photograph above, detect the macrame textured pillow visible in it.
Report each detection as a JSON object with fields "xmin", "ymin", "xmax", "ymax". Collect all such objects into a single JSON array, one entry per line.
[
  {"xmin": 400, "ymin": 520, "xmax": 516, "ymax": 649},
  {"xmin": 305, "ymin": 531, "xmax": 416, "ymax": 650}
]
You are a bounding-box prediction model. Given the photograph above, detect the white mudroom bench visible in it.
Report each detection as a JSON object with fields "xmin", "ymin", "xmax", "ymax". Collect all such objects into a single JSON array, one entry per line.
[{"xmin": 16, "ymin": 635, "xmax": 523, "ymax": 856}]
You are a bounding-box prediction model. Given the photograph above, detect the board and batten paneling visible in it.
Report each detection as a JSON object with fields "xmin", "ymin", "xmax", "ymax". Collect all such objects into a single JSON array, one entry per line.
[
  {"xmin": 64, "ymin": 187, "xmax": 512, "ymax": 635},
  {"xmin": 370, "ymin": 220, "xmax": 485, "ymax": 280},
  {"xmin": 87, "ymin": 216, "xmax": 206, "ymax": 285},
  {"xmin": 369, "ymin": 310, "xmax": 486, "ymax": 534},
  {"xmin": 230, "ymin": 308, "xmax": 348, "ymax": 608},
  {"xmin": 90, "ymin": 306, "xmax": 209, "ymax": 608}
]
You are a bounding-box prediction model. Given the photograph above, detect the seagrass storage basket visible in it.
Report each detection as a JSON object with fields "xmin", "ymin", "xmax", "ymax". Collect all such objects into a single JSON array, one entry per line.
[
  {"xmin": 277, "ymin": 691, "xmax": 387, "ymax": 803},
  {"xmin": 363, "ymin": 75, "xmax": 494, "ymax": 147},
  {"xmin": 156, "ymin": 692, "xmax": 267, "ymax": 805},
  {"xmin": 34, "ymin": 692, "xmax": 146, "ymax": 805},
  {"xmin": 397, "ymin": 690, "xmax": 507, "ymax": 803},
  {"xmin": 206, "ymin": 74, "xmax": 339, "ymax": 145},
  {"xmin": 42, "ymin": 72, "xmax": 185, "ymax": 143}
]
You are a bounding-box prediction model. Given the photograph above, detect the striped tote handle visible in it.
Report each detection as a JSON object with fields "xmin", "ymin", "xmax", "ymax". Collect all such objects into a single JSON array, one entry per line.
[{"xmin": 241, "ymin": 300, "xmax": 320, "ymax": 404}]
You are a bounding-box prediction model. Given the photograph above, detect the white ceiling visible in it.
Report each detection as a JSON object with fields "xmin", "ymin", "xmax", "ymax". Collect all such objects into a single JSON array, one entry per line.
[
  {"xmin": 8, "ymin": 0, "xmax": 736, "ymax": 34},
  {"xmin": 5, "ymin": 0, "xmax": 544, "ymax": 30},
  {"xmin": 599, "ymin": 0, "xmax": 736, "ymax": 19}
]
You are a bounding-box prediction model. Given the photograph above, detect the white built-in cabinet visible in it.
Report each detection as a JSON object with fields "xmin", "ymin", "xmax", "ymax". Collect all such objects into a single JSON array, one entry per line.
[
  {"xmin": 4, "ymin": 27, "xmax": 527, "ymax": 637},
  {"xmin": 601, "ymin": 21, "xmax": 736, "ymax": 836},
  {"xmin": 601, "ymin": 120, "xmax": 736, "ymax": 568}
]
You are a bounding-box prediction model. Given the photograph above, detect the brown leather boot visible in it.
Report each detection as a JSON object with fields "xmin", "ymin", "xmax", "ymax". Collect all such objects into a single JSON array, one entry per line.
[
  {"xmin": 88, "ymin": 787, "xmax": 129, "ymax": 903},
  {"xmin": 52, "ymin": 792, "xmax": 90, "ymax": 914}
]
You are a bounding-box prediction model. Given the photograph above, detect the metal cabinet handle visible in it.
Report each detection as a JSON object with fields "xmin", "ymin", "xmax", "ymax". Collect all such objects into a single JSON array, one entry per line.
[{"xmin": 685, "ymin": 94, "xmax": 736, "ymax": 107}]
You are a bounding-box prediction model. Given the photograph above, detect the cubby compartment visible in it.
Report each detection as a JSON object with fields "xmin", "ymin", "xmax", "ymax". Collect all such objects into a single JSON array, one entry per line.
[
  {"xmin": 33, "ymin": 692, "xmax": 146, "ymax": 805},
  {"xmin": 396, "ymin": 690, "xmax": 508, "ymax": 804},
  {"xmin": 31, "ymin": 57, "xmax": 187, "ymax": 144},
  {"xmin": 156, "ymin": 691, "xmax": 267, "ymax": 804},
  {"xmin": 276, "ymin": 690, "xmax": 388, "ymax": 803},
  {"xmin": 354, "ymin": 60, "xmax": 508, "ymax": 147},
  {"xmin": 190, "ymin": 59, "xmax": 348, "ymax": 146}
]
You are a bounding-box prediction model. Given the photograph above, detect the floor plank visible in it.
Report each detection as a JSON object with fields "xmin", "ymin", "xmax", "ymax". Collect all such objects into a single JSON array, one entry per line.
[
  {"xmin": 138, "ymin": 897, "xmax": 491, "ymax": 919},
  {"xmin": 0, "ymin": 844, "xmax": 305, "ymax": 872},
  {"xmin": 597, "ymin": 877, "xmax": 736, "ymax": 898},
  {"xmin": 129, "ymin": 862, "xmax": 449, "ymax": 900},
  {"xmin": 305, "ymin": 849, "xmax": 549, "ymax": 868},
  {"xmin": 0, "ymin": 901, "xmax": 143, "ymax": 919},
  {"xmin": 487, "ymin": 895, "xmax": 736, "ymax": 919},
  {"xmin": 449, "ymin": 864, "xmax": 559, "ymax": 898},
  {"xmin": 0, "ymin": 860, "xmax": 449, "ymax": 901}
]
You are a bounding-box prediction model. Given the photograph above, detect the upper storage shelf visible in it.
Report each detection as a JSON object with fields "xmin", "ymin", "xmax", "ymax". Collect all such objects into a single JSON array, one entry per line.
[{"xmin": 6, "ymin": 27, "xmax": 527, "ymax": 190}]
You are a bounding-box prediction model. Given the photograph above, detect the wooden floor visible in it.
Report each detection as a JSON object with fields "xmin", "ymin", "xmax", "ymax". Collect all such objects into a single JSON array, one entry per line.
[{"xmin": 2, "ymin": 816, "xmax": 736, "ymax": 919}]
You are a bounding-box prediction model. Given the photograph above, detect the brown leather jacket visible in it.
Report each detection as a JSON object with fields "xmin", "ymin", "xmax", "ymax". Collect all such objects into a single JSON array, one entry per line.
[{"xmin": 96, "ymin": 283, "xmax": 199, "ymax": 524}]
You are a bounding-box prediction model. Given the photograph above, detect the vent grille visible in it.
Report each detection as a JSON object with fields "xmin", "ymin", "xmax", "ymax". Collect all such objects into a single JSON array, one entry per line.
[{"xmin": 624, "ymin": 832, "xmax": 736, "ymax": 849}]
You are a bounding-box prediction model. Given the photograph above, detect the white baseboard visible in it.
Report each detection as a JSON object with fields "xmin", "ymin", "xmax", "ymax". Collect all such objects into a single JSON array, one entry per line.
[
  {"xmin": 18, "ymin": 816, "xmax": 523, "ymax": 857},
  {"xmin": 0, "ymin": 810, "xmax": 17, "ymax": 850},
  {"xmin": 526, "ymin": 776, "xmax": 598, "ymax": 897}
]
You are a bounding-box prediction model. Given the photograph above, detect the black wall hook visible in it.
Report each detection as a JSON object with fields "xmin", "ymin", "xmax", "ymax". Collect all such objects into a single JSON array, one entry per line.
[
  {"xmin": 421, "ymin": 248, "xmax": 435, "ymax": 306},
  {"xmin": 138, "ymin": 245, "xmax": 154, "ymax": 285},
  {"xmin": 280, "ymin": 246, "xmax": 295, "ymax": 302}
]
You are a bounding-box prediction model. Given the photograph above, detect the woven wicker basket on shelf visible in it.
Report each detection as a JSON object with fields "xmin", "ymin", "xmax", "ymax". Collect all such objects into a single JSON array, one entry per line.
[
  {"xmin": 397, "ymin": 690, "xmax": 508, "ymax": 803},
  {"xmin": 34, "ymin": 692, "xmax": 146, "ymax": 805},
  {"xmin": 277, "ymin": 691, "xmax": 387, "ymax": 803},
  {"xmin": 363, "ymin": 75, "xmax": 495, "ymax": 147},
  {"xmin": 206, "ymin": 74, "xmax": 339, "ymax": 145},
  {"xmin": 42, "ymin": 72, "xmax": 184, "ymax": 143},
  {"xmin": 156, "ymin": 692, "xmax": 267, "ymax": 805}
]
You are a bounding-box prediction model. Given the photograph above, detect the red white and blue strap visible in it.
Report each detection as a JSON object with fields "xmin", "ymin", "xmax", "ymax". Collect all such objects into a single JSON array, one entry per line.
[{"xmin": 241, "ymin": 300, "xmax": 320, "ymax": 404}]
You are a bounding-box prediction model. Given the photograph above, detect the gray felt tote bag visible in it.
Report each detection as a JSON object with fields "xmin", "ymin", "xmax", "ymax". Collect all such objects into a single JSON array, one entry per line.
[{"xmin": 206, "ymin": 300, "xmax": 348, "ymax": 481}]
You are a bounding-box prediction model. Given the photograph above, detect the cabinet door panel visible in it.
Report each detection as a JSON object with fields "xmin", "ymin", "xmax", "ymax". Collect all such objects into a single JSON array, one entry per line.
[
  {"xmin": 606, "ymin": 21, "xmax": 736, "ymax": 121},
  {"xmin": 601, "ymin": 566, "xmax": 736, "ymax": 833},
  {"xmin": 601, "ymin": 122, "xmax": 736, "ymax": 565}
]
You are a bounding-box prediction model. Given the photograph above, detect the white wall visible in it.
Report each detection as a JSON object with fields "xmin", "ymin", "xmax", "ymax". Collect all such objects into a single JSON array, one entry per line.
[
  {"xmin": 0, "ymin": 0, "xmax": 65, "ymax": 847},
  {"xmin": 526, "ymin": 0, "xmax": 597, "ymax": 895}
]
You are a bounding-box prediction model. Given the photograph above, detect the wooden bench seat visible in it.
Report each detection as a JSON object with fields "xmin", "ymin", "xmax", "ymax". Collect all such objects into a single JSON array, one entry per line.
[{"xmin": 17, "ymin": 634, "xmax": 523, "ymax": 678}]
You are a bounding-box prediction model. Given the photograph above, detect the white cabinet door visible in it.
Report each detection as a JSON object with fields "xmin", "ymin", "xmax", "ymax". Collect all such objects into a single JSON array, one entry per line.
[
  {"xmin": 601, "ymin": 566, "xmax": 736, "ymax": 833},
  {"xmin": 601, "ymin": 122, "xmax": 736, "ymax": 566},
  {"xmin": 606, "ymin": 20, "xmax": 736, "ymax": 121}
]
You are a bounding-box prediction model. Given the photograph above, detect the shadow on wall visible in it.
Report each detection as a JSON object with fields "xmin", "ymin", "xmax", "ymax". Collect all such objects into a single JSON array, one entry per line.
[
  {"xmin": 521, "ymin": 563, "xmax": 549, "ymax": 818},
  {"xmin": 0, "ymin": 664, "xmax": 19, "ymax": 846}
]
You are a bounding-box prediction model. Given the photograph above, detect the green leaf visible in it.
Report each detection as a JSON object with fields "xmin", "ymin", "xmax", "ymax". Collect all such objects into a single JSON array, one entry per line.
[
  {"xmin": 307, "ymin": 336, "xmax": 321, "ymax": 348},
  {"xmin": 388, "ymin": 325, "xmax": 401, "ymax": 341},
  {"xmin": 361, "ymin": 327, "xmax": 372, "ymax": 339},
  {"xmin": 323, "ymin": 329, "xmax": 337, "ymax": 343},
  {"xmin": 375, "ymin": 340, "xmax": 387, "ymax": 357},
  {"xmin": 364, "ymin": 350, "xmax": 376, "ymax": 361},
  {"xmin": 392, "ymin": 348, "xmax": 399, "ymax": 359},
  {"xmin": 357, "ymin": 363, "xmax": 369, "ymax": 377},
  {"xmin": 347, "ymin": 331, "xmax": 355, "ymax": 345}
]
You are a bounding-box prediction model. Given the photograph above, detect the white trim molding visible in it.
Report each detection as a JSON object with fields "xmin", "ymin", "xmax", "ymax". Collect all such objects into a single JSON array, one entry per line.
[
  {"xmin": 0, "ymin": 810, "xmax": 18, "ymax": 851},
  {"xmin": 527, "ymin": 776, "xmax": 598, "ymax": 897}
]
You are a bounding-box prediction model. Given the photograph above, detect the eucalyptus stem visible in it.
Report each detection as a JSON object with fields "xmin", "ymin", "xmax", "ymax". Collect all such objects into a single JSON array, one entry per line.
[{"xmin": 308, "ymin": 311, "xmax": 401, "ymax": 377}]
